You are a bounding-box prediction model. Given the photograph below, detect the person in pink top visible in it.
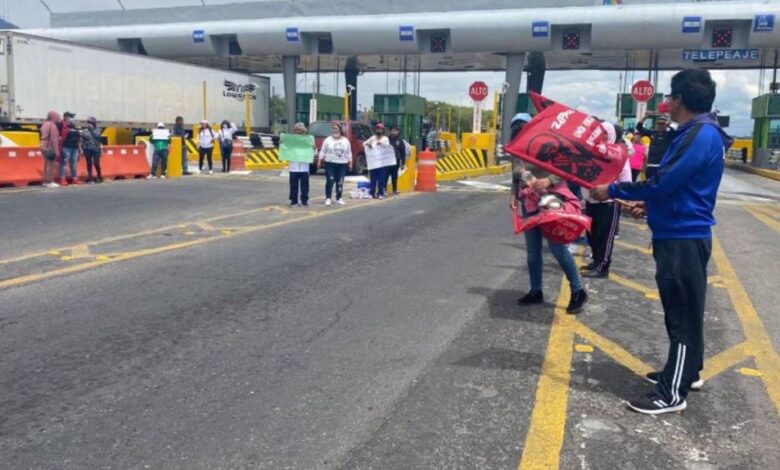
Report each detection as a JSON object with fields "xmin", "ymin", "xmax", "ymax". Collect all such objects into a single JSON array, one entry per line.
[
  {"xmin": 39, "ymin": 111, "xmax": 61, "ymax": 188},
  {"xmin": 629, "ymin": 133, "xmax": 647, "ymax": 182}
]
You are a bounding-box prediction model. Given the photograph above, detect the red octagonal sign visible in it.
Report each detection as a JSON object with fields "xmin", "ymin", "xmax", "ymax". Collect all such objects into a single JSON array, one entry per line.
[
  {"xmin": 631, "ymin": 80, "xmax": 655, "ymax": 103},
  {"xmin": 469, "ymin": 81, "xmax": 489, "ymax": 102}
]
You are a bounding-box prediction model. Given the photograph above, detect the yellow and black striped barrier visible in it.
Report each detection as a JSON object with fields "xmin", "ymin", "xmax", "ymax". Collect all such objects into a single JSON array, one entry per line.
[
  {"xmin": 436, "ymin": 148, "xmax": 510, "ymax": 181},
  {"xmin": 436, "ymin": 149, "xmax": 486, "ymax": 174},
  {"xmin": 245, "ymin": 148, "xmax": 287, "ymax": 171}
]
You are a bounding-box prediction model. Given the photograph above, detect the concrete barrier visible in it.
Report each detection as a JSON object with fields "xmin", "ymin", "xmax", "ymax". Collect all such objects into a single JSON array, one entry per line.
[{"xmin": 725, "ymin": 160, "xmax": 780, "ymax": 182}]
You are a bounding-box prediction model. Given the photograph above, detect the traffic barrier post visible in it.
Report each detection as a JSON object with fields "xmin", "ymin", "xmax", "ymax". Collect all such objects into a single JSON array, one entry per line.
[{"xmin": 231, "ymin": 141, "xmax": 247, "ymax": 172}]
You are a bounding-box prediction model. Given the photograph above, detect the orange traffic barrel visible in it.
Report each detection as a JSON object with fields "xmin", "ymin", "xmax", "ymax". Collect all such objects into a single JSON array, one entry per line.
[
  {"xmin": 231, "ymin": 140, "xmax": 247, "ymax": 171},
  {"xmin": 415, "ymin": 150, "xmax": 437, "ymax": 192}
]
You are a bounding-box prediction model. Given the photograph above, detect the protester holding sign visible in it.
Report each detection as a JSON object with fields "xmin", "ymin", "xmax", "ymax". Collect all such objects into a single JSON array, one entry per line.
[
  {"xmin": 591, "ymin": 69, "xmax": 733, "ymax": 415},
  {"xmin": 386, "ymin": 126, "xmax": 410, "ymax": 195},
  {"xmin": 508, "ymin": 113, "xmax": 588, "ymax": 314},
  {"xmin": 281, "ymin": 122, "xmax": 315, "ymax": 207},
  {"xmin": 364, "ymin": 123, "xmax": 394, "ymax": 199},
  {"xmin": 318, "ymin": 122, "xmax": 352, "ymax": 206}
]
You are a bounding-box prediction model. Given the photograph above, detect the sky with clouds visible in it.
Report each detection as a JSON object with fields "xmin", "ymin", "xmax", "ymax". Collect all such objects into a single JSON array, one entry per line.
[{"xmin": 3, "ymin": 0, "xmax": 763, "ymax": 136}]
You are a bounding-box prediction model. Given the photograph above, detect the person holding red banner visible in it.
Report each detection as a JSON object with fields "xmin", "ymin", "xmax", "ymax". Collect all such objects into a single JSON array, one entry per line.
[
  {"xmin": 591, "ymin": 69, "xmax": 733, "ymax": 415},
  {"xmin": 509, "ymin": 113, "xmax": 588, "ymax": 314}
]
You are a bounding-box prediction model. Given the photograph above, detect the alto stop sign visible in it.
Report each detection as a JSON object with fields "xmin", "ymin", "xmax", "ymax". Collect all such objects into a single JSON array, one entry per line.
[
  {"xmin": 631, "ymin": 80, "xmax": 655, "ymax": 102},
  {"xmin": 469, "ymin": 81, "xmax": 489, "ymax": 102}
]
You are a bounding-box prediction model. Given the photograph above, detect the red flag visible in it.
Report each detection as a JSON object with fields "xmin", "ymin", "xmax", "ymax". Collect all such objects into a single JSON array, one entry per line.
[
  {"xmin": 505, "ymin": 93, "xmax": 627, "ymax": 190},
  {"xmin": 513, "ymin": 210, "xmax": 592, "ymax": 245}
]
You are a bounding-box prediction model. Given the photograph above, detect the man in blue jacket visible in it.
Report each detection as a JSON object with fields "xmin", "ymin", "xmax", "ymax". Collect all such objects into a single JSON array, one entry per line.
[{"xmin": 591, "ymin": 69, "xmax": 732, "ymax": 415}]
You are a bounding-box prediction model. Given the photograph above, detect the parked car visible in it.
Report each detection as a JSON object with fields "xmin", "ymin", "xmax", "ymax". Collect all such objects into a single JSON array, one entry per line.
[{"xmin": 308, "ymin": 120, "xmax": 373, "ymax": 175}]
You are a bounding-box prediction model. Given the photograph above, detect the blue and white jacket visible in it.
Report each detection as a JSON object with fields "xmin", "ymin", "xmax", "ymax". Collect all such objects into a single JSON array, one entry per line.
[{"xmin": 608, "ymin": 113, "xmax": 733, "ymax": 240}]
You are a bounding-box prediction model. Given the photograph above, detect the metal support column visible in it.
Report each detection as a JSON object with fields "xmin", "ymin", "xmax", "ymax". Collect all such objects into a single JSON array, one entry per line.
[
  {"xmin": 345, "ymin": 56, "xmax": 359, "ymax": 120},
  {"xmin": 282, "ymin": 55, "xmax": 298, "ymax": 132},
  {"xmin": 526, "ymin": 52, "xmax": 546, "ymax": 94},
  {"xmin": 501, "ymin": 53, "xmax": 526, "ymax": 145}
]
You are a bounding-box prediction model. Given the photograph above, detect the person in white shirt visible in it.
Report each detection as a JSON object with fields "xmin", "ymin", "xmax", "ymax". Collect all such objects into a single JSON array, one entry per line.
[
  {"xmin": 364, "ymin": 123, "xmax": 391, "ymax": 199},
  {"xmin": 289, "ymin": 122, "xmax": 313, "ymax": 207},
  {"xmin": 197, "ymin": 120, "xmax": 216, "ymax": 174},
  {"xmin": 218, "ymin": 120, "xmax": 238, "ymax": 173},
  {"xmin": 317, "ymin": 122, "xmax": 352, "ymax": 206}
]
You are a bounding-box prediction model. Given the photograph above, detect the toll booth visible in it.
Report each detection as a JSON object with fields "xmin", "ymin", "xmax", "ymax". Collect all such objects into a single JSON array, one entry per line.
[
  {"xmin": 616, "ymin": 93, "xmax": 665, "ymax": 130},
  {"xmin": 295, "ymin": 93, "xmax": 344, "ymax": 124},
  {"xmin": 373, "ymin": 94, "xmax": 426, "ymax": 149},
  {"xmin": 751, "ymin": 93, "xmax": 780, "ymax": 168}
]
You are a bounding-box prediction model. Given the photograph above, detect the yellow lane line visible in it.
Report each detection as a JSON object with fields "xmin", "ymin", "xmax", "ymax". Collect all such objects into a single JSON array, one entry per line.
[
  {"xmin": 615, "ymin": 240, "xmax": 653, "ymax": 256},
  {"xmin": 573, "ymin": 322, "xmax": 654, "ymax": 376},
  {"xmin": 745, "ymin": 205, "xmax": 780, "ymax": 235},
  {"xmin": 518, "ymin": 277, "xmax": 575, "ymax": 470},
  {"xmin": 700, "ymin": 342, "xmax": 751, "ymax": 382},
  {"xmin": 0, "ymin": 205, "xmax": 280, "ymax": 266},
  {"xmin": 608, "ymin": 273, "xmax": 660, "ymax": 300},
  {"xmin": 621, "ymin": 220, "xmax": 649, "ymax": 231},
  {"xmin": 713, "ymin": 237, "xmax": 780, "ymax": 416},
  {"xmin": 0, "ymin": 197, "xmax": 409, "ymax": 290}
]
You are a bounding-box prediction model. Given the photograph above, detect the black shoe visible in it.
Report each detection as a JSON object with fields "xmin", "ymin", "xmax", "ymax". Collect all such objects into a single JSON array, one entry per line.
[
  {"xmin": 580, "ymin": 263, "xmax": 595, "ymax": 271},
  {"xmin": 566, "ymin": 289, "xmax": 588, "ymax": 314},
  {"xmin": 645, "ymin": 371, "xmax": 704, "ymax": 391},
  {"xmin": 518, "ymin": 290, "xmax": 544, "ymax": 305},
  {"xmin": 582, "ymin": 270, "xmax": 609, "ymax": 279},
  {"xmin": 627, "ymin": 393, "xmax": 687, "ymax": 415},
  {"xmin": 290, "ymin": 201, "xmax": 299, "ymax": 207},
  {"xmin": 183, "ymin": 171, "xmax": 192, "ymax": 175},
  {"xmin": 302, "ymin": 203, "xmax": 309, "ymax": 207}
]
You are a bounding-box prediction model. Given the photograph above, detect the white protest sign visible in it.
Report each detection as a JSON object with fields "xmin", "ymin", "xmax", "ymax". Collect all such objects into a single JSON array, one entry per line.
[{"xmin": 365, "ymin": 144, "xmax": 397, "ymax": 170}]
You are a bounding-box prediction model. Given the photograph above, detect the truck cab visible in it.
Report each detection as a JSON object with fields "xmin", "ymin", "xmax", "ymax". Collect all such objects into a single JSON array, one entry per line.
[{"xmin": 308, "ymin": 120, "xmax": 372, "ymax": 175}]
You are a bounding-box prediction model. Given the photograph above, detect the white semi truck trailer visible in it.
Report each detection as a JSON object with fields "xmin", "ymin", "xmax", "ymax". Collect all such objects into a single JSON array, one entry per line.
[{"xmin": 0, "ymin": 32, "xmax": 270, "ymax": 131}]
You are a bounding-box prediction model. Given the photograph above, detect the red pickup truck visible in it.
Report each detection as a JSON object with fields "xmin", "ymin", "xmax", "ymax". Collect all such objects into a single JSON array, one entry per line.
[{"xmin": 308, "ymin": 120, "xmax": 373, "ymax": 175}]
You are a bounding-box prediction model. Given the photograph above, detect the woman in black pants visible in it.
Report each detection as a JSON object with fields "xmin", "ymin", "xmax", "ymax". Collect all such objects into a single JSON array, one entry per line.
[
  {"xmin": 197, "ymin": 120, "xmax": 215, "ymax": 174},
  {"xmin": 218, "ymin": 120, "xmax": 237, "ymax": 173}
]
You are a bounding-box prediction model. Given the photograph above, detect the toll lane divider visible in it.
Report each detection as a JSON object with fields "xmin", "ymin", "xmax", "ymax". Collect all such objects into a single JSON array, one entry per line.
[
  {"xmin": 0, "ymin": 145, "xmax": 149, "ymax": 187},
  {"xmin": 435, "ymin": 148, "xmax": 509, "ymax": 182},
  {"xmin": 245, "ymin": 148, "xmax": 287, "ymax": 171},
  {"xmin": 725, "ymin": 160, "xmax": 780, "ymax": 182}
]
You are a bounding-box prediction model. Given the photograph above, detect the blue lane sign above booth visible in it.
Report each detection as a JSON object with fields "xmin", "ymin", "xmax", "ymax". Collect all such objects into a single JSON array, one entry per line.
[
  {"xmin": 192, "ymin": 30, "xmax": 205, "ymax": 44},
  {"xmin": 683, "ymin": 49, "xmax": 760, "ymax": 61},
  {"xmin": 682, "ymin": 16, "xmax": 702, "ymax": 34},
  {"xmin": 399, "ymin": 25, "xmax": 414, "ymax": 42},
  {"xmin": 532, "ymin": 21, "xmax": 550, "ymax": 38},
  {"xmin": 754, "ymin": 14, "xmax": 775, "ymax": 32},
  {"xmin": 286, "ymin": 27, "xmax": 300, "ymax": 43}
]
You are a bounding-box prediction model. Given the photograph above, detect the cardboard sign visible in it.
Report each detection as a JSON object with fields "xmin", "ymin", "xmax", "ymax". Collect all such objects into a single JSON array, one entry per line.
[
  {"xmin": 152, "ymin": 129, "xmax": 170, "ymax": 140},
  {"xmin": 504, "ymin": 92, "xmax": 628, "ymax": 190},
  {"xmin": 366, "ymin": 144, "xmax": 397, "ymax": 170},
  {"xmin": 279, "ymin": 133, "xmax": 315, "ymax": 163}
]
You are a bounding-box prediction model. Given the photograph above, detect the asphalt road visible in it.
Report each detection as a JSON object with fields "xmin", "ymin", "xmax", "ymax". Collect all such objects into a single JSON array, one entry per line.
[{"xmin": 1, "ymin": 169, "xmax": 780, "ymax": 469}]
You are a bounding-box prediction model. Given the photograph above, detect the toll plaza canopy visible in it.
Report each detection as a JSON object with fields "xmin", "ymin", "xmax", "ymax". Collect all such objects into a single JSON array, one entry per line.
[{"xmin": 23, "ymin": 0, "xmax": 780, "ymax": 73}]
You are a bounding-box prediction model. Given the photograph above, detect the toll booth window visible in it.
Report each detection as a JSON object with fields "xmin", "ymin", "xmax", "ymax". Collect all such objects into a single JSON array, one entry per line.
[
  {"xmin": 712, "ymin": 27, "xmax": 732, "ymax": 48},
  {"xmin": 563, "ymin": 30, "xmax": 581, "ymax": 50},
  {"xmin": 431, "ymin": 34, "xmax": 447, "ymax": 53}
]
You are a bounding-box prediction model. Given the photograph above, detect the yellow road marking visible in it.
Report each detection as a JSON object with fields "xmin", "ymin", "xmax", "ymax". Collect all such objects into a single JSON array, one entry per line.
[
  {"xmin": 608, "ymin": 273, "xmax": 660, "ymax": 300},
  {"xmin": 70, "ymin": 245, "xmax": 91, "ymax": 258},
  {"xmin": 713, "ymin": 237, "xmax": 780, "ymax": 416},
  {"xmin": 745, "ymin": 205, "xmax": 780, "ymax": 235},
  {"xmin": 615, "ymin": 240, "xmax": 652, "ymax": 255},
  {"xmin": 700, "ymin": 342, "xmax": 751, "ymax": 381},
  {"xmin": 621, "ymin": 220, "xmax": 649, "ymax": 231},
  {"xmin": 0, "ymin": 196, "xmax": 414, "ymax": 290},
  {"xmin": 518, "ymin": 277, "xmax": 574, "ymax": 470},
  {"xmin": 739, "ymin": 368, "xmax": 763, "ymax": 377},
  {"xmin": 573, "ymin": 322, "xmax": 653, "ymax": 376},
  {"xmin": 574, "ymin": 344, "xmax": 594, "ymax": 353}
]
